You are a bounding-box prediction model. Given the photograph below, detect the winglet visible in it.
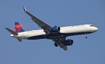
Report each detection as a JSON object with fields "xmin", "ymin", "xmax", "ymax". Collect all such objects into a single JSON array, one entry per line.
[{"xmin": 23, "ymin": 6, "xmax": 27, "ymax": 12}]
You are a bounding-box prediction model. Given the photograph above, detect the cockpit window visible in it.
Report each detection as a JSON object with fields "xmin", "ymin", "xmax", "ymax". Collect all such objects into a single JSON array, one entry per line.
[{"xmin": 90, "ymin": 25, "xmax": 94, "ymax": 27}]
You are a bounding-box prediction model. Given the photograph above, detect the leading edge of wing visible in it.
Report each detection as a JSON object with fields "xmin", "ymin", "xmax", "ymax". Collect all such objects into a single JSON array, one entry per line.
[
  {"xmin": 23, "ymin": 7, "xmax": 51, "ymax": 34},
  {"xmin": 23, "ymin": 7, "xmax": 35, "ymax": 18}
]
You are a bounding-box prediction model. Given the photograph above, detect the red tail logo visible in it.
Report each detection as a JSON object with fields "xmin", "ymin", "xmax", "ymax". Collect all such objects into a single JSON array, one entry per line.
[{"xmin": 14, "ymin": 22, "xmax": 24, "ymax": 33}]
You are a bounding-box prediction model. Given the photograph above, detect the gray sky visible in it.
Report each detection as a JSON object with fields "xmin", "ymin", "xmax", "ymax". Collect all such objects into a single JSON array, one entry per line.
[{"xmin": 0, "ymin": 0, "xmax": 105, "ymax": 64}]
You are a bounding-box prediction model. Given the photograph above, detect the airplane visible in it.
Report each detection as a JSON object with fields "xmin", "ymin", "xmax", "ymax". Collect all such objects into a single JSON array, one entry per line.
[{"xmin": 5, "ymin": 7, "xmax": 98, "ymax": 50}]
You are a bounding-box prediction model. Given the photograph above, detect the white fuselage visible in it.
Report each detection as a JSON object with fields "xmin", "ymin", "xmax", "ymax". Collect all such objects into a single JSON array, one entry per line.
[{"xmin": 10, "ymin": 24, "xmax": 98, "ymax": 40}]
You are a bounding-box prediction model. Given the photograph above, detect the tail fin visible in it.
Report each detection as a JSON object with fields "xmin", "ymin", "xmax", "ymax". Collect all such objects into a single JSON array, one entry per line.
[{"xmin": 14, "ymin": 22, "xmax": 25, "ymax": 33}]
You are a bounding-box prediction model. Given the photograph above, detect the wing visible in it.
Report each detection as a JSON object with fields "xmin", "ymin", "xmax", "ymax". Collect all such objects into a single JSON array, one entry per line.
[
  {"xmin": 23, "ymin": 7, "xmax": 67, "ymax": 50},
  {"xmin": 23, "ymin": 7, "xmax": 51, "ymax": 34},
  {"xmin": 52, "ymin": 36, "xmax": 68, "ymax": 50}
]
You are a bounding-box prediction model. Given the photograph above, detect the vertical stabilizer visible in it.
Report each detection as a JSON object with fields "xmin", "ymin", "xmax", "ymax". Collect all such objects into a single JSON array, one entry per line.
[{"xmin": 14, "ymin": 22, "xmax": 25, "ymax": 33}]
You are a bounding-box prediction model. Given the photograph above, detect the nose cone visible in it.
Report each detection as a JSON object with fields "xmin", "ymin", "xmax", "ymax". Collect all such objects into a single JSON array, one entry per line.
[{"xmin": 94, "ymin": 27, "xmax": 98, "ymax": 32}]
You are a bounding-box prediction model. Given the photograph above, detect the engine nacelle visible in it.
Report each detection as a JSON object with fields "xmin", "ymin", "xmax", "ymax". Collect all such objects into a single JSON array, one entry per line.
[
  {"xmin": 63, "ymin": 39, "xmax": 74, "ymax": 46},
  {"xmin": 50, "ymin": 26, "xmax": 60, "ymax": 32}
]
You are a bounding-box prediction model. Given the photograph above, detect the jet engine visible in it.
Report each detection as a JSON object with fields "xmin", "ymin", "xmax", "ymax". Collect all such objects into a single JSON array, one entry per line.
[
  {"xmin": 63, "ymin": 39, "xmax": 74, "ymax": 46},
  {"xmin": 50, "ymin": 26, "xmax": 60, "ymax": 32}
]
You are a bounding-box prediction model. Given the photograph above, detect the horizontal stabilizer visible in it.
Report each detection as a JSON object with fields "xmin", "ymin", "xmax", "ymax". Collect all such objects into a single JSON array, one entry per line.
[
  {"xmin": 17, "ymin": 38, "xmax": 22, "ymax": 42},
  {"xmin": 5, "ymin": 28, "xmax": 18, "ymax": 35}
]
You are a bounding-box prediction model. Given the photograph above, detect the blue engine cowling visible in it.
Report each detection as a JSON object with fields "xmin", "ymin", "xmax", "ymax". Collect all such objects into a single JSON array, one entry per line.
[
  {"xmin": 50, "ymin": 26, "xmax": 60, "ymax": 32},
  {"xmin": 63, "ymin": 39, "xmax": 74, "ymax": 46}
]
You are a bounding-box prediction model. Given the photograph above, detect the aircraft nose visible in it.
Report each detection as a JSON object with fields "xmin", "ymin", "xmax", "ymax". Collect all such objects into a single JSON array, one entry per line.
[{"xmin": 94, "ymin": 27, "xmax": 98, "ymax": 32}]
